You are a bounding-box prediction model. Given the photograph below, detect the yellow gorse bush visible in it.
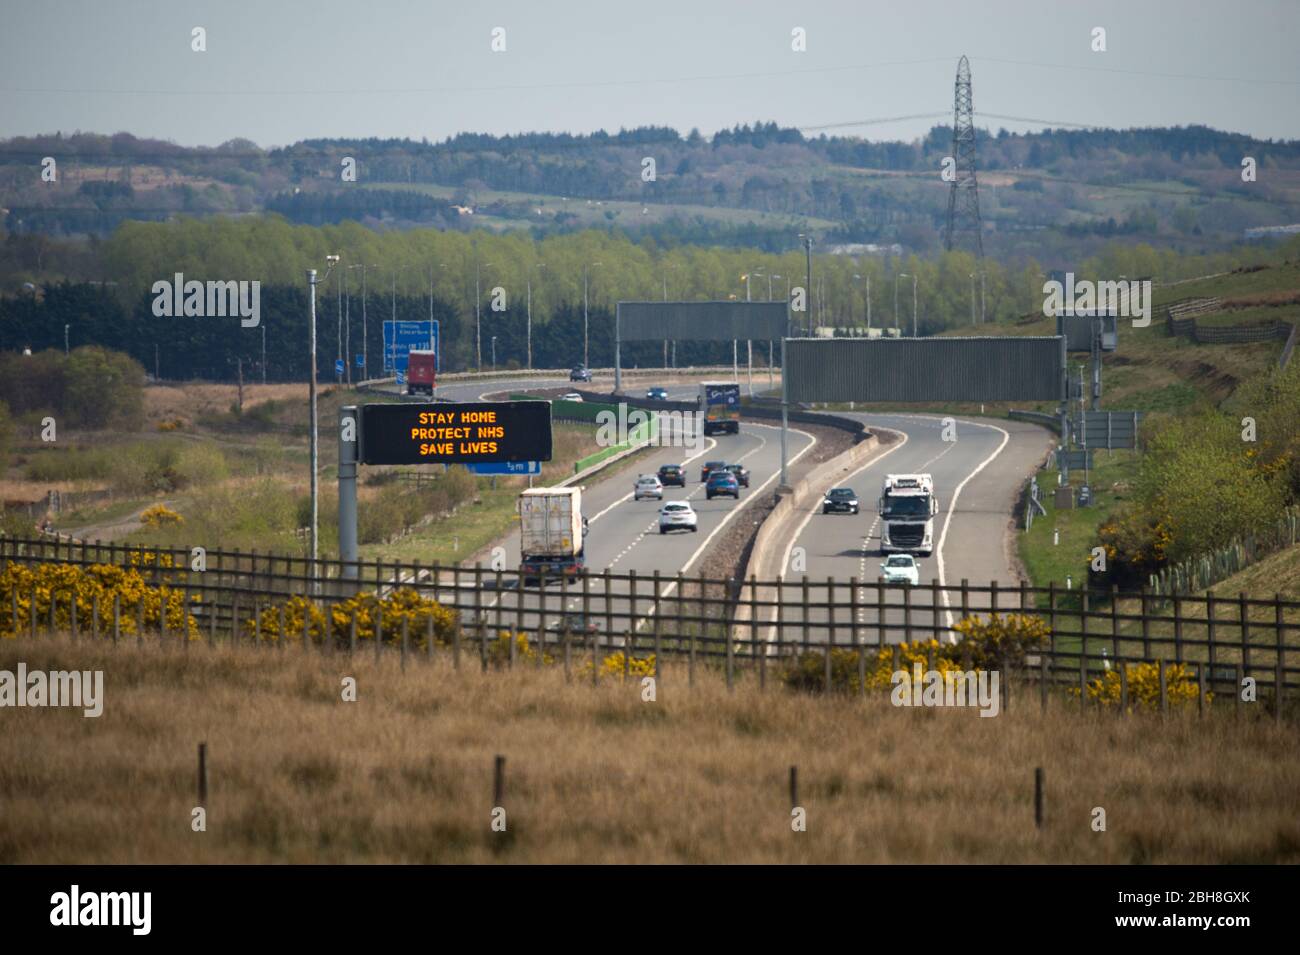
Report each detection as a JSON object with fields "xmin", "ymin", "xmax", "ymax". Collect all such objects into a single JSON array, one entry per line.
[
  {"xmin": 579, "ymin": 650, "xmax": 657, "ymax": 681},
  {"xmin": 782, "ymin": 639, "xmax": 970, "ymax": 694},
  {"xmin": 141, "ymin": 503, "xmax": 184, "ymax": 528},
  {"xmin": 1, "ymin": 560, "xmax": 198, "ymax": 639},
  {"xmin": 951, "ymin": 612, "xmax": 1051, "ymax": 668},
  {"xmin": 1077, "ymin": 661, "xmax": 1207, "ymax": 709}
]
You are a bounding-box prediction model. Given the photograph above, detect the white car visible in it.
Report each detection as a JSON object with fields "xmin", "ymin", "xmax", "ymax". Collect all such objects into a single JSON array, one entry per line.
[
  {"xmin": 658, "ymin": 501, "xmax": 698, "ymax": 533},
  {"xmin": 561, "ymin": 392, "xmax": 584, "ymax": 402},
  {"xmin": 880, "ymin": 554, "xmax": 920, "ymax": 586},
  {"xmin": 634, "ymin": 475, "xmax": 664, "ymax": 500}
]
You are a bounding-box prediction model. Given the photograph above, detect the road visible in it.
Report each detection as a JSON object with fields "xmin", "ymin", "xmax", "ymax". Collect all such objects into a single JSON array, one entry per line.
[
  {"xmin": 369, "ymin": 378, "xmax": 1051, "ymax": 649},
  {"xmin": 775, "ymin": 413, "xmax": 1053, "ymax": 648}
]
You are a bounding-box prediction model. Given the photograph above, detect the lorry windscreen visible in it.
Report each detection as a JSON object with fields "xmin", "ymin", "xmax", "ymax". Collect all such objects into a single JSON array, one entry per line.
[{"xmin": 882, "ymin": 496, "xmax": 931, "ymax": 517}]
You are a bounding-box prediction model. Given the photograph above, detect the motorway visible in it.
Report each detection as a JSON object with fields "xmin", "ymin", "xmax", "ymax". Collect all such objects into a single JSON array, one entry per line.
[
  {"xmin": 368, "ymin": 377, "xmax": 1053, "ymax": 648},
  {"xmin": 775, "ymin": 413, "xmax": 1054, "ymax": 647}
]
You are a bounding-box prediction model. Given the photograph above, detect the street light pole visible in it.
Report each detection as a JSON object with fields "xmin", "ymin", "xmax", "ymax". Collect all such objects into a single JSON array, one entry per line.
[
  {"xmin": 895, "ymin": 273, "xmax": 906, "ymax": 334},
  {"xmin": 801, "ymin": 234, "xmax": 813, "ymax": 336},
  {"xmin": 336, "ymin": 264, "xmax": 343, "ymax": 382},
  {"xmin": 912, "ymin": 273, "xmax": 918, "ymax": 338},
  {"xmin": 583, "ymin": 261, "xmax": 601, "ymax": 369},
  {"xmin": 308, "ymin": 256, "xmax": 339, "ymax": 582}
]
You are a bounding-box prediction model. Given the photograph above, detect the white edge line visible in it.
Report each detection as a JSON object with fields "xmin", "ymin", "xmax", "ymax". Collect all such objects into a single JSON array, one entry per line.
[{"xmin": 934, "ymin": 418, "xmax": 1011, "ymax": 637}]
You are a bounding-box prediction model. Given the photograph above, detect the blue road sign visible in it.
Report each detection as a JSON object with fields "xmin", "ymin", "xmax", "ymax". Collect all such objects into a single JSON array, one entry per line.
[
  {"xmin": 334, "ymin": 359, "xmax": 344, "ymax": 375},
  {"xmin": 396, "ymin": 371, "xmax": 405, "ymax": 386},
  {"xmin": 468, "ymin": 460, "xmax": 541, "ymax": 475},
  {"xmin": 355, "ymin": 353, "xmax": 365, "ymax": 368},
  {"xmin": 382, "ymin": 320, "xmax": 439, "ymax": 375}
]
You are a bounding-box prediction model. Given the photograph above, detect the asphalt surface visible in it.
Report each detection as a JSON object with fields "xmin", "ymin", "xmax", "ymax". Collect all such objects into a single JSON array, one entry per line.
[
  {"xmin": 775, "ymin": 413, "xmax": 1054, "ymax": 647},
  {"xmin": 368, "ymin": 378, "xmax": 1052, "ymax": 646}
]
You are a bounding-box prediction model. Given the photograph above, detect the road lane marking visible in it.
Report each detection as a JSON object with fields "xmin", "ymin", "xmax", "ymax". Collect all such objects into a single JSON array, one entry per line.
[{"xmin": 933, "ymin": 419, "xmax": 1011, "ymax": 636}]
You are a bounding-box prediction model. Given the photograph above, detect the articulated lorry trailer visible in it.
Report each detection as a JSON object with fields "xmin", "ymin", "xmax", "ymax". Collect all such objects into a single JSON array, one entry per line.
[
  {"xmin": 517, "ymin": 487, "xmax": 588, "ymax": 585},
  {"xmin": 699, "ymin": 381, "xmax": 741, "ymax": 436},
  {"xmin": 878, "ymin": 473, "xmax": 938, "ymax": 556}
]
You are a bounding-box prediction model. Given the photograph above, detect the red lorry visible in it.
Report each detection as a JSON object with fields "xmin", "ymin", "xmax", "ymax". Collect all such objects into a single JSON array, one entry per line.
[{"xmin": 405, "ymin": 349, "xmax": 436, "ymax": 396}]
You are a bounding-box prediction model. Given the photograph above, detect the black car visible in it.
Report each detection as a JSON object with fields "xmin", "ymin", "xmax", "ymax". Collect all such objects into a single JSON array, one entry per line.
[
  {"xmin": 546, "ymin": 613, "xmax": 599, "ymax": 635},
  {"xmin": 657, "ymin": 464, "xmax": 686, "ymax": 487},
  {"xmin": 725, "ymin": 463, "xmax": 750, "ymax": 488},
  {"xmin": 700, "ymin": 460, "xmax": 727, "ymax": 482},
  {"xmin": 569, "ymin": 366, "xmax": 592, "ymax": 382},
  {"xmin": 822, "ymin": 487, "xmax": 861, "ymax": 515},
  {"xmin": 646, "ymin": 386, "xmax": 669, "ymax": 401}
]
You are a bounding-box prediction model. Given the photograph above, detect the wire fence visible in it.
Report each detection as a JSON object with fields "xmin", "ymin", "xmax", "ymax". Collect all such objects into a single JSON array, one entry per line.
[{"xmin": 1, "ymin": 534, "xmax": 1295, "ymax": 713}]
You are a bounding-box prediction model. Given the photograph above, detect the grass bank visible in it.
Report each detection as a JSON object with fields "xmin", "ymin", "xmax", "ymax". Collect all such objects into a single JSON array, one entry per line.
[{"xmin": 1, "ymin": 636, "xmax": 1296, "ymax": 864}]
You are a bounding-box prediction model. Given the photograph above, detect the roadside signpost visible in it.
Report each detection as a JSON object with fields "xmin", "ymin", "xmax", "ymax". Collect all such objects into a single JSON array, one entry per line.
[
  {"xmin": 382, "ymin": 320, "xmax": 439, "ymax": 375},
  {"xmin": 338, "ymin": 400, "xmax": 554, "ymax": 585}
]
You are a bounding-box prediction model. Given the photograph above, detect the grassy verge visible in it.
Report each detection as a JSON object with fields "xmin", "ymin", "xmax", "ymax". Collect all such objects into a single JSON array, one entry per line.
[
  {"xmin": 1018, "ymin": 450, "xmax": 1139, "ymax": 595},
  {"xmin": 2, "ymin": 635, "xmax": 1295, "ymax": 863}
]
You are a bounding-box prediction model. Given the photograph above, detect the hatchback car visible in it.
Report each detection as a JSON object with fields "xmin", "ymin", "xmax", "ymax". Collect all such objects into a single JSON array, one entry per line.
[
  {"xmin": 822, "ymin": 487, "xmax": 860, "ymax": 515},
  {"xmin": 725, "ymin": 463, "xmax": 750, "ymax": 487},
  {"xmin": 880, "ymin": 554, "xmax": 920, "ymax": 586},
  {"xmin": 569, "ymin": 366, "xmax": 592, "ymax": 382},
  {"xmin": 705, "ymin": 470, "xmax": 740, "ymax": 500},
  {"xmin": 546, "ymin": 613, "xmax": 599, "ymax": 635},
  {"xmin": 658, "ymin": 501, "xmax": 698, "ymax": 534},
  {"xmin": 657, "ymin": 464, "xmax": 686, "ymax": 487},
  {"xmin": 646, "ymin": 386, "xmax": 669, "ymax": 401},
  {"xmin": 560, "ymin": 392, "xmax": 583, "ymax": 402},
  {"xmin": 700, "ymin": 460, "xmax": 728, "ymax": 482},
  {"xmin": 633, "ymin": 474, "xmax": 664, "ymax": 500}
]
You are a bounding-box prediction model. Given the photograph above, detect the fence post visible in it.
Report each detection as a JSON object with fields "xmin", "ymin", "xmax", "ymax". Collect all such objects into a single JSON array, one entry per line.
[
  {"xmin": 401, "ymin": 614, "xmax": 409, "ymax": 672},
  {"xmin": 197, "ymin": 742, "xmax": 208, "ymax": 809},
  {"xmin": 1034, "ymin": 767, "xmax": 1044, "ymax": 829},
  {"xmin": 113, "ymin": 593, "xmax": 120, "ymax": 646},
  {"xmin": 1140, "ymin": 584, "xmax": 1150, "ymax": 658},
  {"xmin": 903, "ymin": 582, "xmax": 912, "ymax": 644},
  {"xmin": 70, "ymin": 592, "xmax": 78, "ymax": 642},
  {"xmin": 960, "ymin": 578, "xmax": 970, "ymax": 622},
  {"xmin": 1239, "ymin": 592, "xmax": 1251, "ymax": 678},
  {"xmin": 1158, "ymin": 658, "xmax": 1168, "ymax": 715},
  {"xmin": 652, "ymin": 571, "xmax": 663, "ymax": 688},
  {"xmin": 1198, "ymin": 663, "xmax": 1206, "ymax": 718},
  {"xmin": 349, "ymin": 608, "xmax": 358, "ymax": 655},
  {"xmin": 825, "ymin": 578, "xmax": 839, "ymax": 688},
  {"xmin": 851, "ymin": 578, "xmax": 864, "ymax": 697},
  {"xmin": 91, "ymin": 593, "xmax": 99, "ymax": 642},
  {"xmin": 474, "ymin": 563, "xmax": 486, "ymax": 672},
  {"xmin": 801, "ymin": 576, "xmax": 811, "ymax": 653},
  {"xmin": 1110, "ymin": 584, "xmax": 1119, "ymax": 658},
  {"xmin": 375, "ymin": 604, "xmax": 384, "ymax": 664},
  {"xmin": 1047, "ymin": 581, "xmax": 1056, "ymax": 641},
  {"xmin": 1277, "ymin": 595, "xmax": 1286, "ymax": 727},
  {"xmin": 1040, "ymin": 653, "xmax": 1048, "ymax": 711},
  {"xmin": 1206, "ymin": 591, "xmax": 1215, "ymax": 674}
]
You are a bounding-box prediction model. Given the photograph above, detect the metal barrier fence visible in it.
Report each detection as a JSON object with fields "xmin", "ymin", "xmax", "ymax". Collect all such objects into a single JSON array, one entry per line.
[{"xmin": 1, "ymin": 534, "xmax": 1295, "ymax": 710}]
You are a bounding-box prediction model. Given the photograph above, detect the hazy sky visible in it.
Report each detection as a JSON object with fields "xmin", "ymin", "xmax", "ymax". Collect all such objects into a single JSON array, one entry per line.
[{"xmin": 3, "ymin": 0, "xmax": 1298, "ymax": 147}]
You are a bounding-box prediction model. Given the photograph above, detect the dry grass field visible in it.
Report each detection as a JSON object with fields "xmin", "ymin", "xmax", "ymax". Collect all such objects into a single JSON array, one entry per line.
[{"xmin": 1, "ymin": 635, "xmax": 1297, "ymax": 864}]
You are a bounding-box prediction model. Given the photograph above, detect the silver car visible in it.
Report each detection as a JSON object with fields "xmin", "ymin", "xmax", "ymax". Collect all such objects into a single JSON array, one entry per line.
[{"xmin": 634, "ymin": 475, "xmax": 664, "ymax": 500}]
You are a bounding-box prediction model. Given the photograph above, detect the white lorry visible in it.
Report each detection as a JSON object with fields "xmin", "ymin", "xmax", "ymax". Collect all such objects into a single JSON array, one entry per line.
[
  {"xmin": 878, "ymin": 473, "xmax": 938, "ymax": 556},
  {"xmin": 517, "ymin": 487, "xmax": 588, "ymax": 585}
]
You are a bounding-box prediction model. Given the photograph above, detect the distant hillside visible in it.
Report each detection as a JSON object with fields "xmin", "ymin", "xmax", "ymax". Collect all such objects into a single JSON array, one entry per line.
[{"xmin": 3, "ymin": 123, "xmax": 1299, "ymax": 261}]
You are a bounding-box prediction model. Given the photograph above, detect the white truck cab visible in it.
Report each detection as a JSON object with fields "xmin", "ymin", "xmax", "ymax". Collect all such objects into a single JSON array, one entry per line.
[{"xmin": 878, "ymin": 473, "xmax": 938, "ymax": 556}]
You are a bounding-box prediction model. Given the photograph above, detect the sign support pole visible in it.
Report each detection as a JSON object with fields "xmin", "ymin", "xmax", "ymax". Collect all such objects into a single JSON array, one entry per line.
[
  {"xmin": 779, "ymin": 336, "xmax": 791, "ymax": 494},
  {"xmin": 339, "ymin": 405, "xmax": 359, "ymax": 589},
  {"xmin": 614, "ymin": 304, "xmax": 622, "ymax": 395}
]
